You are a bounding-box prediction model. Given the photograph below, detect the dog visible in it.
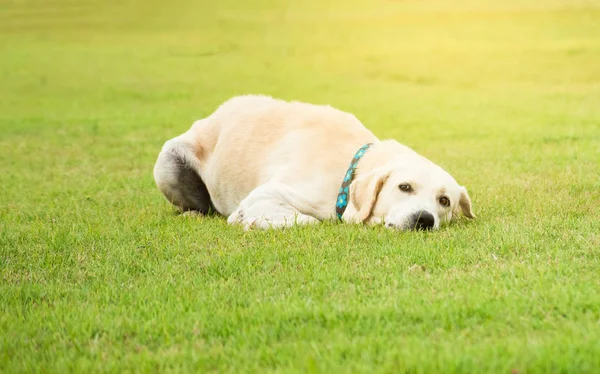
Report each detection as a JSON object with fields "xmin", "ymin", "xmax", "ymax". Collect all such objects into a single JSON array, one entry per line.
[{"xmin": 153, "ymin": 95, "xmax": 474, "ymax": 230}]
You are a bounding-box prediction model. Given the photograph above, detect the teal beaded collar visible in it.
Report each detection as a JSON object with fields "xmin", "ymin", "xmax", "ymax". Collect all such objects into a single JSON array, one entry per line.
[{"xmin": 335, "ymin": 143, "xmax": 372, "ymax": 221}]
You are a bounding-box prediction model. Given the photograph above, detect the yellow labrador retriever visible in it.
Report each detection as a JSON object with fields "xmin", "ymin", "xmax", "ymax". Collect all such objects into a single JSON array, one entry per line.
[{"xmin": 154, "ymin": 95, "xmax": 474, "ymax": 230}]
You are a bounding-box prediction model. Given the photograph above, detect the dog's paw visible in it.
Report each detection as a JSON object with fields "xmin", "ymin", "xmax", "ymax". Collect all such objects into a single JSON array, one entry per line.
[
  {"xmin": 181, "ymin": 210, "xmax": 203, "ymax": 217},
  {"xmin": 228, "ymin": 210, "xmax": 318, "ymax": 231},
  {"xmin": 227, "ymin": 211, "xmax": 277, "ymax": 230},
  {"xmin": 227, "ymin": 201, "xmax": 268, "ymax": 230},
  {"xmin": 226, "ymin": 207, "xmax": 244, "ymax": 225}
]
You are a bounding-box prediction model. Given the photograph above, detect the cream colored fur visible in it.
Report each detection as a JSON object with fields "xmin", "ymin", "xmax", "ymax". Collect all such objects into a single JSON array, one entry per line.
[{"xmin": 154, "ymin": 95, "xmax": 474, "ymax": 230}]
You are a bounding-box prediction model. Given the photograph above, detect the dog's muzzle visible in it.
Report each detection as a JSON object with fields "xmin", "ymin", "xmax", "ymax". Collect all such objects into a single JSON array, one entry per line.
[{"xmin": 409, "ymin": 210, "xmax": 435, "ymax": 230}]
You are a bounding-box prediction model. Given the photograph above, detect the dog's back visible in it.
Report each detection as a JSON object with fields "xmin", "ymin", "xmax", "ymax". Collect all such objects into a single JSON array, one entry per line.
[{"xmin": 190, "ymin": 95, "xmax": 377, "ymax": 216}]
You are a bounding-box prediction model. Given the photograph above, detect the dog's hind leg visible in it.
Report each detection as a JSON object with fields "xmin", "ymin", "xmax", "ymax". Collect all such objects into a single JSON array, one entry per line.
[{"xmin": 153, "ymin": 137, "xmax": 212, "ymax": 214}]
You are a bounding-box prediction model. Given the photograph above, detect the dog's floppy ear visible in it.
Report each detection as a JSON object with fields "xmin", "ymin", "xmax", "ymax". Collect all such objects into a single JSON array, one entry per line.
[
  {"xmin": 350, "ymin": 167, "xmax": 391, "ymax": 223},
  {"xmin": 458, "ymin": 186, "xmax": 475, "ymax": 219}
]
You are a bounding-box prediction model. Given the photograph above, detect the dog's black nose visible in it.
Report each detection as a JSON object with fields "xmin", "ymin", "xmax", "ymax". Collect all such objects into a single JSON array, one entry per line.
[{"xmin": 410, "ymin": 210, "xmax": 435, "ymax": 230}]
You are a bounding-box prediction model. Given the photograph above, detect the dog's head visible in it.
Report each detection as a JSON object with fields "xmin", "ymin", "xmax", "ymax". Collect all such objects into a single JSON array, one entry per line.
[{"xmin": 349, "ymin": 144, "xmax": 474, "ymax": 230}]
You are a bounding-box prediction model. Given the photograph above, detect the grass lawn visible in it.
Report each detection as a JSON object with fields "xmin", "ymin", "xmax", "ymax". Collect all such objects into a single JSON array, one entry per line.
[{"xmin": 1, "ymin": 0, "xmax": 600, "ymax": 372}]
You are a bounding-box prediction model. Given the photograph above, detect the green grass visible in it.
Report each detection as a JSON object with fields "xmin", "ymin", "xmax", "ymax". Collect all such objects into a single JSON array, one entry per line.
[{"xmin": 1, "ymin": 0, "xmax": 600, "ymax": 372}]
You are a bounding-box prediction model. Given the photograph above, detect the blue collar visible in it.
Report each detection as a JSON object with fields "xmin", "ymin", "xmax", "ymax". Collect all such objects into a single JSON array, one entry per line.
[{"xmin": 335, "ymin": 143, "xmax": 372, "ymax": 221}]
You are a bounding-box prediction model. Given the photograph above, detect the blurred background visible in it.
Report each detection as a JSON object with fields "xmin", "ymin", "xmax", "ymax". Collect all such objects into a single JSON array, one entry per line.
[{"xmin": 2, "ymin": 0, "xmax": 599, "ymax": 215}]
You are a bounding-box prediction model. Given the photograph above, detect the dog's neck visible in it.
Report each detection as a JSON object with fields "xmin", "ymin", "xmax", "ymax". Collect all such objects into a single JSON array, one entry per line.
[
  {"xmin": 335, "ymin": 143, "xmax": 372, "ymax": 221},
  {"xmin": 337, "ymin": 140, "xmax": 414, "ymax": 224},
  {"xmin": 338, "ymin": 142, "xmax": 381, "ymax": 224}
]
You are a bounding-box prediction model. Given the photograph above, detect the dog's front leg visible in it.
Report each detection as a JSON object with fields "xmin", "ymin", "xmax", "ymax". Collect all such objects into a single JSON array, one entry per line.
[{"xmin": 227, "ymin": 182, "xmax": 320, "ymax": 230}]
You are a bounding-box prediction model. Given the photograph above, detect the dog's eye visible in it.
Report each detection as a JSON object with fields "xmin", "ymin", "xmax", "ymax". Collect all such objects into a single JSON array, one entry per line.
[
  {"xmin": 439, "ymin": 196, "xmax": 450, "ymax": 207},
  {"xmin": 399, "ymin": 184, "xmax": 413, "ymax": 192}
]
